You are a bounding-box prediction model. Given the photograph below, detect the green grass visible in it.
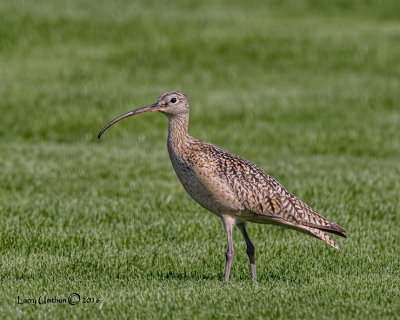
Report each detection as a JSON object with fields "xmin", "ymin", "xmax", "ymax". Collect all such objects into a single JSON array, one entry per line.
[{"xmin": 1, "ymin": 0, "xmax": 399, "ymax": 319}]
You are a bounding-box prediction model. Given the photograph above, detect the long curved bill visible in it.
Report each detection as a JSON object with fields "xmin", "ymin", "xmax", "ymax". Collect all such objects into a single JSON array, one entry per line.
[{"xmin": 98, "ymin": 103, "xmax": 159, "ymax": 139}]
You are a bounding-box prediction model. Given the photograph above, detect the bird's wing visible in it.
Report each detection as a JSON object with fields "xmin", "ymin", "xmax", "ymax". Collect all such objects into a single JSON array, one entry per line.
[
  {"xmin": 248, "ymin": 187, "xmax": 346, "ymax": 249},
  {"xmin": 201, "ymin": 143, "xmax": 347, "ymax": 248},
  {"xmin": 262, "ymin": 186, "xmax": 347, "ymax": 238}
]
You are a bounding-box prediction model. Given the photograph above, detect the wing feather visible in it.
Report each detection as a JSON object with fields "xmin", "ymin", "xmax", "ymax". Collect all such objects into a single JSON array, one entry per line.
[{"xmin": 197, "ymin": 142, "xmax": 347, "ymax": 247}]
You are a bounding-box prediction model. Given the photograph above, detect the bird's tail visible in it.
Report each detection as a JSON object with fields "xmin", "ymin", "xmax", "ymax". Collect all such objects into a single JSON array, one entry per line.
[
  {"xmin": 301, "ymin": 225, "xmax": 339, "ymax": 249},
  {"xmin": 269, "ymin": 217, "xmax": 341, "ymax": 249},
  {"xmin": 300, "ymin": 221, "xmax": 347, "ymax": 238}
]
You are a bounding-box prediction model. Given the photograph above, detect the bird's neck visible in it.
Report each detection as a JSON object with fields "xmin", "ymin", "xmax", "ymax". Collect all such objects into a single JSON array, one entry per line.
[{"xmin": 167, "ymin": 113, "xmax": 191, "ymax": 155}]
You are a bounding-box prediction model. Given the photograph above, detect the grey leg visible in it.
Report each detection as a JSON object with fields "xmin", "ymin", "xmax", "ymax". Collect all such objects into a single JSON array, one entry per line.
[
  {"xmin": 237, "ymin": 223, "xmax": 257, "ymax": 281},
  {"xmin": 221, "ymin": 216, "xmax": 236, "ymax": 282}
]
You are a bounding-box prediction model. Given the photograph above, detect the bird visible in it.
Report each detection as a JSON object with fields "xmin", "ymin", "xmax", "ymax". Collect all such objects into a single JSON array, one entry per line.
[{"xmin": 98, "ymin": 91, "xmax": 347, "ymax": 281}]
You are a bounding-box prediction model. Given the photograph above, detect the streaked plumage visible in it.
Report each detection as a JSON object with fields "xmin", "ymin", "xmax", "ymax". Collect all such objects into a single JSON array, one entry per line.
[{"xmin": 98, "ymin": 91, "xmax": 347, "ymax": 281}]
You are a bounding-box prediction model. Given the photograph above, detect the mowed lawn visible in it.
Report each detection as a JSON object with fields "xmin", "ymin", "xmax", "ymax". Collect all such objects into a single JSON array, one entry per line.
[{"xmin": 1, "ymin": 0, "xmax": 399, "ymax": 319}]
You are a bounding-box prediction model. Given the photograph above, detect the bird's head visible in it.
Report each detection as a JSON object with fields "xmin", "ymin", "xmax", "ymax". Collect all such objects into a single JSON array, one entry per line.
[
  {"xmin": 157, "ymin": 91, "xmax": 189, "ymax": 116},
  {"xmin": 98, "ymin": 91, "xmax": 189, "ymax": 138}
]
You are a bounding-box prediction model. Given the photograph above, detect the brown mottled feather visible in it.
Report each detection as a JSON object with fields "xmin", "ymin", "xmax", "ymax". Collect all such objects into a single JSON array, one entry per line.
[{"xmin": 169, "ymin": 137, "xmax": 346, "ymax": 249}]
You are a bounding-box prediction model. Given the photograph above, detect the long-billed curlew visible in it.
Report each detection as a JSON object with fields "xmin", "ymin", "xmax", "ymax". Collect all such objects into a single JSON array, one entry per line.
[{"xmin": 98, "ymin": 91, "xmax": 347, "ymax": 281}]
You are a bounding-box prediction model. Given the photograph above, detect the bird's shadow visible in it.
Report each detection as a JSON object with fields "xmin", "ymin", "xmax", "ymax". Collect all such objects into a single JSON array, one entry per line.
[
  {"xmin": 144, "ymin": 270, "xmax": 297, "ymax": 283},
  {"xmin": 145, "ymin": 271, "xmax": 221, "ymax": 281}
]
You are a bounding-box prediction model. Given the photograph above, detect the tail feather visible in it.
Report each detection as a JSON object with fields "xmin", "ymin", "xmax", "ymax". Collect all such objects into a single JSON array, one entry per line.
[
  {"xmin": 300, "ymin": 221, "xmax": 347, "ymax": 238},
  {"xmin": 268, "ymin": 217, "xmax": 340, "ymax": 249},
  {"xmin": 301, "ymin": 225, "xmax": 339, "ymax": 249}
]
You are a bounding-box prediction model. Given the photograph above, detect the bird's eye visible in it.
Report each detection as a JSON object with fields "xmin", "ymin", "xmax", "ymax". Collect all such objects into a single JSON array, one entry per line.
[{"xmin": 170, "ymin": 98, "xmax": 177, "ymax": 103}]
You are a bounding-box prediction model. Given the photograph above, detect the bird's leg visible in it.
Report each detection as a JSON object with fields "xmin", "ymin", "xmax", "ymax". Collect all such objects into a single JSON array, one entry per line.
[
  {"xmin": 237, "ymin": 223, "xmax": 257, "ymax": 281},
  {"xmin": 221, "ymin": 216, "xmax": 236, "ymax": 282}
]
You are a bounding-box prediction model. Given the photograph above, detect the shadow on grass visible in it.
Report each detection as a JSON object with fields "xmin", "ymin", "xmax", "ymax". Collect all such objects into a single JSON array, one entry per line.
[
  {"xmin": 145, "ymin": 271, "xmax": 221, "ymax": 281},
  {"xmin": 144, "ymin": 270, "xmax": 307, "ymax": 283}
]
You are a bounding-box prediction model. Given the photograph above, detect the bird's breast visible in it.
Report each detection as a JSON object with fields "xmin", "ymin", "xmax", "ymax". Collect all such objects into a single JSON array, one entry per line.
[{"xmin": 167, "ymin": 145, "xmax": 243, "ymax": 216}]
